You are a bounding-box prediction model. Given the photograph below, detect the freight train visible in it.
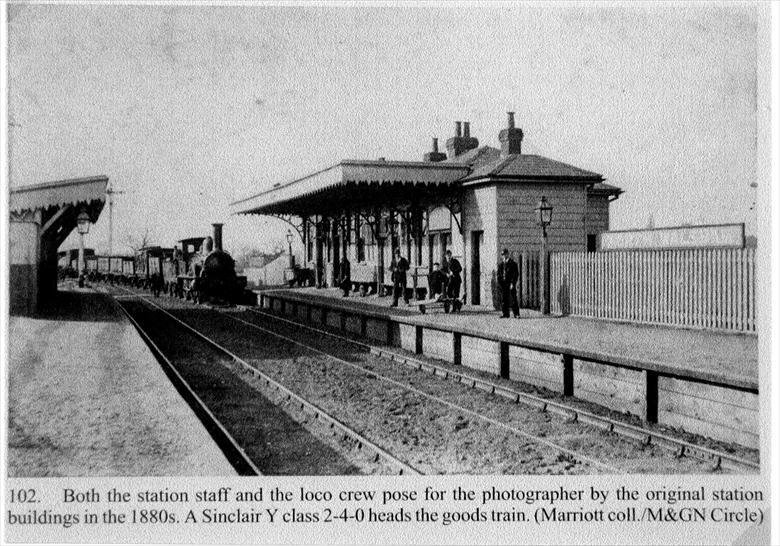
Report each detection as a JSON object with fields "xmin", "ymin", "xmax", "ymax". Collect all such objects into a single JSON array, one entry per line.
[{"xmin": 83, "ymin": 223, "xmax": 256, "ymax": 305}]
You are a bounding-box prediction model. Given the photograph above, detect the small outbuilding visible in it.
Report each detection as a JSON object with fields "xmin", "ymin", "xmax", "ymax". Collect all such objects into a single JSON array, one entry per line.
[{"xmin": 9, "ymin": 176, "xmax": 108, "ymax": 314}]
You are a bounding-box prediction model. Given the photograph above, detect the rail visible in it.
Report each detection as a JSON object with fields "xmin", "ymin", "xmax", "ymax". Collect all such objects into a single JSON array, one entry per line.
[{"xmin": 258, "ymin": 290, "xmax": 758, "ymax": 428}]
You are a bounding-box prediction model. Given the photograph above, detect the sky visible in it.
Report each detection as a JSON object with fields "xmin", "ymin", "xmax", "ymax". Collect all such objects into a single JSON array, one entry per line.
[{"xmin": 7, "ymin": 3, "xmax": 763, "ymax": 255}]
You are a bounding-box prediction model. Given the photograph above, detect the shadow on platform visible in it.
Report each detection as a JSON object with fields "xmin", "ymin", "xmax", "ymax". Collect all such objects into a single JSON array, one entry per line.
[{"xmin": 25, "ymin": 287, "xmax": 121, "ymax": 323}]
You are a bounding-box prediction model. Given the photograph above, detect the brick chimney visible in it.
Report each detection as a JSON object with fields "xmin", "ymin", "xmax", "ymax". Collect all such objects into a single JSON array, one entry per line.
[
  {"xmin": 423, "ymin": 137, "xmax": 447, "ymax": 162},
  {"xmin": 446, "ymin": 121, "xmax": 479, "ymax": 158},
  {"xmin": 499, "ymin": 112, "xmax": 523, "ymax": 156}
]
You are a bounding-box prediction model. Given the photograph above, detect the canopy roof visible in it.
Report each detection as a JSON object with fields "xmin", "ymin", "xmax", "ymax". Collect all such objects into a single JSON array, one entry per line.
[
  {"xmin": 10, "ymin": 175, "xmax": 109, "ymax": 214},
  {"xmin": 9, "ymin": 175, "xmax": 109, "ymax": 250},
  {"xmin": 231, "ymin": 160, "xmax": 469, "ymax": 216},
  {"xmin": 233, "ymin": 150, "xmax": 618, "ymax": 217}
]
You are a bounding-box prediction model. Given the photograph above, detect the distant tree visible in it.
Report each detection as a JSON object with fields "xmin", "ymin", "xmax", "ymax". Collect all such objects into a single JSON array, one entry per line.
[{"xmin": 125, "ymin": 227, "xmax": 153, "ymax": 253}]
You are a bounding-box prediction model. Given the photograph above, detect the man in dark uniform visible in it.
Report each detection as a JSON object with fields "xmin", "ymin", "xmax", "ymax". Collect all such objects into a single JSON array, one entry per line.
[
  {"xmin": 339, "ymin": 257, "xmax": 351, "ymax": 297},
  {"xmin": 498, "ymin": 248, "xmax": 520, "ymax": 318},
  {"xmin": 390, "ymin": 248, "xmax": 409, "ymax": 307},
  {"xmin": 444, "ymin": 250, "xmax": 462, "ymax": 300},
  {"xmin": 428, "ymin": 262, "xmax": 447, "ymax": 300}
]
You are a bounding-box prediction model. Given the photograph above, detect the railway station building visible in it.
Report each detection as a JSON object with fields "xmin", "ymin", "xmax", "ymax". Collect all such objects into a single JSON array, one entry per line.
[
  {"xmin": 9, "ymin": 176, "xmax": 108, "ymax": 314},
  {"xmin": 232, "ymin": 113, "xmax": 621, "ymax": 308}
]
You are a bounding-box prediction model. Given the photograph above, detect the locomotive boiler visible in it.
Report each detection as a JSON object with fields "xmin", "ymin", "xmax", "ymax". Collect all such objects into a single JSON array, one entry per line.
[{"xmin": 178, "ymin": 223, "xmax": 256, "ymax": 306}]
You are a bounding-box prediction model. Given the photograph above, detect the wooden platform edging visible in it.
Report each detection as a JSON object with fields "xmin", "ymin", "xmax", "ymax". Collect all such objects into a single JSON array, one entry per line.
[{"xmin": 258, "ymin": 291, "xmax": 759, "ymax": 446}]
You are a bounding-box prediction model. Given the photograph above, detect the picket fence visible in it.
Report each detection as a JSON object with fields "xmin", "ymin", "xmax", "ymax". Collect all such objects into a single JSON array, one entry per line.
[
  {"xmin": 549, "ymin": 248, "xmax": 756, "ymax": 332},
  {"xmin": 518, "ymin": 251, "xmax": 540, "ymax": 308}
]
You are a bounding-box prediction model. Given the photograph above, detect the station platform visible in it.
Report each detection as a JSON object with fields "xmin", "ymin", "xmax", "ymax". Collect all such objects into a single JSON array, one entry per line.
[
  {"xmin": 261, "ymin": 287, "xmax": 758, "ymax": 384},
  {"xmin": 258, "ymin": 287, "xmax": 760, "ymax": 448},
  {"xmin": 7, "ymin": 282, "xmax": 235, "ymax": 476}
]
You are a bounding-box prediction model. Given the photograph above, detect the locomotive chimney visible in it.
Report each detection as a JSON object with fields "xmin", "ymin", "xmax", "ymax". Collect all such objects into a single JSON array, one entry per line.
[{"xmin": 212, "ymin": 223, "xmax": 223, "ymax": 252}]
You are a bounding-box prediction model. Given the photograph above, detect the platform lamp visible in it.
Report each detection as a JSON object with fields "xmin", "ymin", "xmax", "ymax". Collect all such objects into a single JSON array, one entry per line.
[
  {"xmin": 535, "ymin": 197, "xmax": 553, "ymax": 315},
  {"xmin": 286, "ymin": 229, "xmax": 295, "ymax": 268},
  {"xmin": 76, "ymin": 209, "xmax": 91, "ymax": 276}
]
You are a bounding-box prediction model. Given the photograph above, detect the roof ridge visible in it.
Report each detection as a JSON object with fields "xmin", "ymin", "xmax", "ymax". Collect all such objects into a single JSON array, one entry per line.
[{"xmin": 490, "ymin": 155, "xmax": 518, "ymax": 175}]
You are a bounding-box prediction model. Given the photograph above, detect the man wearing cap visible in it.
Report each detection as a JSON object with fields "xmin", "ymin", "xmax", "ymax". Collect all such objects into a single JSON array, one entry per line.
[
  {"xmin": 444, "ymin": 250, "xmax": 462, "ymax": 301},
  {"xmin": 497, "ymin": 248, "xmax": 519, "ymax": 318},
  {"xmin": 390, "ymin": 248, "xmax": 410, "ymax": 307}
]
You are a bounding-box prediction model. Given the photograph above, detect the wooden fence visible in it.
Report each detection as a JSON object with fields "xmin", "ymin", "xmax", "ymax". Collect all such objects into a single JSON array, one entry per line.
[
  {"xmin": 549, "ymin": 248, "xmax": 756, "ymax": 332},
  {"xmin": 518, "ymin": 251, "xmax": 540, "ymax": 308}
]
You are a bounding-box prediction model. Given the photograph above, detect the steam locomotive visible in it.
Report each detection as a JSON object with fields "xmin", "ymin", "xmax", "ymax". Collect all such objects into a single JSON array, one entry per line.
[{"xmin": 88, "ymin": 223, "xmax": 256, "ymax": 306}]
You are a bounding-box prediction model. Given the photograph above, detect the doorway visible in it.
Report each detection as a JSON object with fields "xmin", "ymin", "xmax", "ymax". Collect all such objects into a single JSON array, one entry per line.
[{"xmin": 471, "ymin": 231, "xmax": 483, "ymax": 305}]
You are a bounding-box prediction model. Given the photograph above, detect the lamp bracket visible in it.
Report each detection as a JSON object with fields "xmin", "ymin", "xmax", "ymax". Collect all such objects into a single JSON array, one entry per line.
[{"xmin": 270, "ymin": 214, "xmax": 305, "ymax": 242}]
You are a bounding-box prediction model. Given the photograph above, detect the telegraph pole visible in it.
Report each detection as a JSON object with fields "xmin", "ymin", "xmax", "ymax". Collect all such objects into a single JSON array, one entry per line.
[{"xmin": 105, "ymin": 185, "xmax": 126, "ymax": 255}]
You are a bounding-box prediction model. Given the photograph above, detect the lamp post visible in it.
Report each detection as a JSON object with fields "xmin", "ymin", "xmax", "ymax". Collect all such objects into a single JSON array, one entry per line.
[
  {"xmin": 286, "ymin": 230, "xmax": 295, "ymax": 268},
  {"xmin": 535, "ymin": 197, "xmax": 553, "ymax": 314},
  {"xmin": 375, "ymin": 211, "xmax": 388, "ymax": 296},
  {"xmin": 76, "ymin": 210, "xmax": 91, "ymax": 287}
]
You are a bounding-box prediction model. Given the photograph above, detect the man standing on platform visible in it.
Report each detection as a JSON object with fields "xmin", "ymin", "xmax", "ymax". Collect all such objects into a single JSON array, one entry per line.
[
  {"xmin": 390, "ymin": 248, "xmax": 409, "ymax": 307},
  {"xmin": 339, "ymin": 257, "xmax": 351, "ymax": 297},
  {"xmin": 444, "ymin": 250, "xmax": 462, "ymax": 301},
  {"xmin": 429, "ymin": 262, "xmax": 447, "ymax": 300},
  {"xmin": 498, "ymin": 248, "xmax": 520, "ymax": 318}
]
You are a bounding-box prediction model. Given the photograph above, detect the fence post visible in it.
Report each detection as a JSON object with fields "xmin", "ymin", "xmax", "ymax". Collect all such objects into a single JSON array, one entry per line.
[
  {"xmin": 540, "ymin": 245, "xmax": 550, "ymax": 315},
  {"xmin": 415, "ymin": 325, "xmax": 423, "ymax": 355},
  {"xmin": 562, "ymin": 354, "xmax": 574, "ymax": 396},
  {"xmin": 644, "ymin": 370, "xmax": 659, "ymax": 423},
  {"xmin": 500, "ymin": 342, "xmax": 510, "ymax": 379},
  {"xmin": 453, "ymin": 332, "xmax": 462, "ymax": 366}
]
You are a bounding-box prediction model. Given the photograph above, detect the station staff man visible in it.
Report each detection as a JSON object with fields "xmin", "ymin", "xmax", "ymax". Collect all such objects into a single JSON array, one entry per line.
[
  {"xmin": 428, "ymin": 262, "xmax": 447, "ymax": 300},
  {"xmin": 497, "ymin": 248, "xmax": 520, "ymax": 318},
  {"xmin": 390, "ymin": 248, "xmax": 410, "ymax": 307},
  {"xmin": 338, "ymin": 258, "xmax": 351, "ymax": 297},
  {"xmin": 444, "ymin": 250, "xmax": 462, "ymax": 300}
]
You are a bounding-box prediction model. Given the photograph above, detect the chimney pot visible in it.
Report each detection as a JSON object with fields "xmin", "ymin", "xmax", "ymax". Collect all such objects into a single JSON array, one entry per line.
[
  {"xmin": 455, "ymin": 121, "xmax": 462, "ymax": 137},
  {"xmin": 507, "ymin": 112, "xmax": 515, "ymax": 129},
  {"xmin": 463, "ymin": 121, "xmax": 470, "ymax": 138},
  {"xmin": 424, "ymin": 137, "xmax": 447, "ymax": 162}
]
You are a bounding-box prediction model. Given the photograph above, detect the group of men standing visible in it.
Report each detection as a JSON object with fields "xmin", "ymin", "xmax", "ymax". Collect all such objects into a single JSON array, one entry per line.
[
  {"xmin": 391, "ymin": 248, "xmax": 461, "ymax": 307},
  {"xmin": 340, "ymin": 245, "xmax": 520, "ymax": 317}
]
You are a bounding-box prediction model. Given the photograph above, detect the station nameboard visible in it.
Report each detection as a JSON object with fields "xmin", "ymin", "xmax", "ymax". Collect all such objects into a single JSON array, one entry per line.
[{"xmin": 599, "ymin": 223, "xmax": 745, "ymax": 250}]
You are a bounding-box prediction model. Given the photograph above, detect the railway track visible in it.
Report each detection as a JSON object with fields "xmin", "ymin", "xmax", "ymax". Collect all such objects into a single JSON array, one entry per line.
[
  {"xmin": 108, "ymin": 285, "xmax": 749, "ymax": 474},
  {"xmin": 241, "ymin": 306, "xmax": 759, "ymax": 474},
  {"xmin": 112, "ymin": 296, "xmax": 262, "ymax": 476},
  {"xmin": 113, "ymin": 291, "xmax": 418, "ymax": 476}
]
